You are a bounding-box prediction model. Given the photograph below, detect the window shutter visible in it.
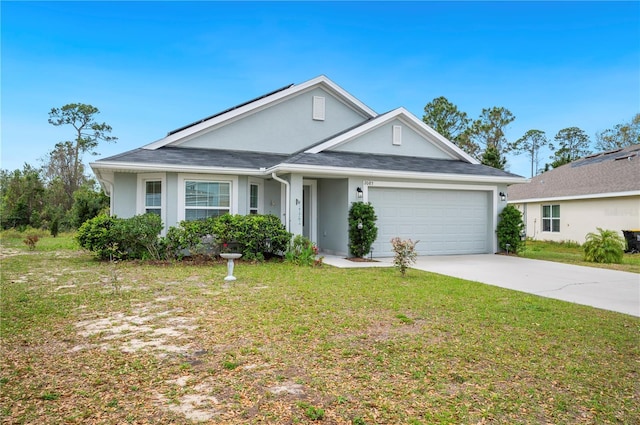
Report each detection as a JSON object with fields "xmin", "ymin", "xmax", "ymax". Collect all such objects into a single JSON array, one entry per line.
[
  {"xmin": 312, "ymin": 96, "xmax": 325, "ymax": 121},
  {"xmin": 392, "ymin": 125, "xmax": 402, "ymax": 145}
]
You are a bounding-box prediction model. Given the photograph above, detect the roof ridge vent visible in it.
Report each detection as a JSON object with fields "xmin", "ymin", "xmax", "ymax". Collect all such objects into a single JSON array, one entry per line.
[
  {"xmin": 614, "ymin": 153, "xmax": 637, "ymax": 161},
  {"xmin": 602, "ymin": 148, "xmax": 623, "ymax": 155}
]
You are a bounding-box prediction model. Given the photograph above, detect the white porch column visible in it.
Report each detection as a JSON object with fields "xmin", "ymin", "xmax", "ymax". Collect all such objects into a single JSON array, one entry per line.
[{"xmin": 289, "ymin": 174, "xmax": 304, "ymax": 237}]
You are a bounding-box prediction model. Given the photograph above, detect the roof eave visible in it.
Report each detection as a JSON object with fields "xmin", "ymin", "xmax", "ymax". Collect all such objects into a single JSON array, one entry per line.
[
  {"xmin": 89, "ymin": 161, "xmax": 266, "ymax": 176},
  {"xmin": 270, "ymin": 163, "xmax": 527, "ymax": 184}
]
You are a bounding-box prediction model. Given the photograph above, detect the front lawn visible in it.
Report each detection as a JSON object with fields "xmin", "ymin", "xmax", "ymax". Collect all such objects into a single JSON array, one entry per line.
[
  {"xmin": 520, "ymin": 240, "xmax": 640, "ymax": 274},
  {"xmin": 1, "ymin": 235, "xmax": 639, "ymax": 424}
]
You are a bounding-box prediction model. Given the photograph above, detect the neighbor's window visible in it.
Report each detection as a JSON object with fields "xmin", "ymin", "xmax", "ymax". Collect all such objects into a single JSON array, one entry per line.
[
  {"xmin": 249, "ymin": 183, "xmax": 259, "ymax": 215},
  {"xmin": 184, "ymin": 181, "xmax": 230, "ymax": 220},
  {"xmin": 542, "ymin": 204, "xmax": 560, "ymax": 232},
  {"xmin": 145, "ymin": 181, "xmax": 162, "ymax": 216}
]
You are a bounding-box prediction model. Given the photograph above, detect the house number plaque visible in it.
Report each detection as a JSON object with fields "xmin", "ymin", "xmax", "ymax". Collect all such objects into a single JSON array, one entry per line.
[{"xmin": 363, "ymin": 180, "xmax": 374, "ymax": 186}]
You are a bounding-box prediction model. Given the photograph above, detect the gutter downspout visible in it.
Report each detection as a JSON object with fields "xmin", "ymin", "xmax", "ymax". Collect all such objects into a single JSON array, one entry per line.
[{"xmin": 271, "ymin": 172, "xmax": 290, "ymax": 232}]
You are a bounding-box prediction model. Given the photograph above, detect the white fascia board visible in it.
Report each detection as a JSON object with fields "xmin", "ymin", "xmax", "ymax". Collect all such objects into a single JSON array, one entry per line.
[
  {"xmin": 305, "ymin": 107, "xmax": 479, "ymax": 164},
  {"xmin": 89, "ymin": 161, "xmax": 265, "ymax": 176},
  {"xmin": 309, "ymin": 75, "xmax": 377, "ymax": 117},
  {"xmin": 142, "ymin": 75, "xmax": 377, "ymax": 151},
  {"xmin": 508, "ymin": 190, "xmax": 640, "ymax": 204},
  {"xmin": 269, "ymin": 163, "xmax": 527, "ymax": 184},
  {"xmin": 92, "ymin": 168, "xmax": 114, "ymax": 195}
]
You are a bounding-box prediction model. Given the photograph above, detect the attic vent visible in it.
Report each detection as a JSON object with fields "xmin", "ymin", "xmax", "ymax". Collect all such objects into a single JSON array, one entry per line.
[
  {"xmin": 392, "ymin": 125, "xmax": 402, "ymax": 146},
  {"xmin": 312, "ymin": 96, "xmax": 325, "ymax": 121}
]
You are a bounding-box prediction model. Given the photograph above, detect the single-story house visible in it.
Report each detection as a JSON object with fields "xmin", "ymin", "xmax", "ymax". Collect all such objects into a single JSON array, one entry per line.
[
  {"xmin": 90, "ymin": 76, "xmax": 525, "ymax": 257},
  {"xmin": 508, "ymin": 144, "xmax": 640, "ymax": 244}
]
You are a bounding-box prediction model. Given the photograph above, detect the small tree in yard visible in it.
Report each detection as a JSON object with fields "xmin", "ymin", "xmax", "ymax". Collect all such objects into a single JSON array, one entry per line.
[
  {"xmin": 583, "ymin": 228, "xmax": 626, "ymax": 264},
  {"xmin": 348, "ymin": 202, "xmax": 378, "ymax": 257},
  {"xmin": 497, "ymin": 205, "xmax": 524, "ymax": 253},
  {"xmin": 391, "ymin": 237, "xmax": 418, "ymax": 276}
]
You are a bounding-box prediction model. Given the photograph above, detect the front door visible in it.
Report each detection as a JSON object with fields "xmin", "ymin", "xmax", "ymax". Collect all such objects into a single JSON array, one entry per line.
[
  {"xmin": 302, "ymin": 179, "xmax": 317, "ymax": 244},
  {"xmin": 303, "ymin": 185, "xmax": 311, "ymax": 239}
]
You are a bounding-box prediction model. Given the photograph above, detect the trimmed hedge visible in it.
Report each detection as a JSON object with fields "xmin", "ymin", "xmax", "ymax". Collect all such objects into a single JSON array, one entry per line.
[{"xmin": 76, "ymin": 213, "xmax": 163, "ymax": 260}]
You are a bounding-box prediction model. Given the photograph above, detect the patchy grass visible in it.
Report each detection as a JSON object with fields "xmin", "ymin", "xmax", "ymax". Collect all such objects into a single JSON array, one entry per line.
[
  {"xmin": 520, "ymin": 240, "xmax": 640, "ymax": 273},
  {"xmin": 1, "ymin": 235, "xmax": 639, "ymax": 424}
]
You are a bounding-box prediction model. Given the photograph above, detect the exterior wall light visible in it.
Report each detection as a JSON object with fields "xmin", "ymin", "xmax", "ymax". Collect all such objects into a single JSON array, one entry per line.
[
  {"xmin": 356, "ymin": 187, "xmax": 363, "ymax": 199},
  {"xmin": 499, "ymin": 192, "xmax": 507, "ymax": 202}
]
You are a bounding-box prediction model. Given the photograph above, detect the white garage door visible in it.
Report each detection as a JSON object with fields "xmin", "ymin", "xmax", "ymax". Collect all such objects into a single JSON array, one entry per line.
[{"xmin": 369, "ymin": 187, "xmax": 491, "ymax": 256}]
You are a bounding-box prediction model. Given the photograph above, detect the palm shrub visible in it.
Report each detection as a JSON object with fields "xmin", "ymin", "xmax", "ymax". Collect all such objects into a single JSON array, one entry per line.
[
  {"xmin": 583, "ymin": 228, "xmax": 626, "ymax": 264},
  {"xmin": 348, "ymin": 202, "xmax": 378, "ymax": 257},
  {"xmin": 496, "ymin": 205, "xmax": 524, "ymax": 253}
]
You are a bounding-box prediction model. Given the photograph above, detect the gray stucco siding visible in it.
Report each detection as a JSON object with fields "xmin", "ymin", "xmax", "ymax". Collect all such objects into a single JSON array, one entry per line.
[
  {"xmin": 318, "ymin": 178, "xmax": 349, "ymax": 256},
  {"xmin": 166, "ymin": 173, "xmax": 178, "ymax": 229},
  {"xmin": 332, "ymin": 118, "xmax": 453, "ymax": 159},
  {"xmin": 263, "ymin": 179, "xmax": 283, "ymax": 219},
  {"xmin": 112, "ymin": 173, "xmax": 137, "ymax": 218},
  {"xmin": 178, "ymin": 87, "xmax": 368, "ymax": 154}
]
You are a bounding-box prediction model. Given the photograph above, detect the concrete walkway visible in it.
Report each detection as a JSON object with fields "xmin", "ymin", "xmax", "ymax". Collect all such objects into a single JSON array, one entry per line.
[{"xmin": 322, "ymin": 254, "xmax": 640, "ymax": 317}]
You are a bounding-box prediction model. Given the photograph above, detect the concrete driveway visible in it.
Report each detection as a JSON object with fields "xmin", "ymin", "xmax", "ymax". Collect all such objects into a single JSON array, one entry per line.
[{"xmin": 410, "ymin": 254, "xmax": 640, "ymax": 317}]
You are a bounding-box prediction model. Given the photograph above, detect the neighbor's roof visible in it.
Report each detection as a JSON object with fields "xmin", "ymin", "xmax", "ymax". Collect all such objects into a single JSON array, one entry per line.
[{"xmin": 508, "ymin": 144, "xmax": 640, "ymax": 202}]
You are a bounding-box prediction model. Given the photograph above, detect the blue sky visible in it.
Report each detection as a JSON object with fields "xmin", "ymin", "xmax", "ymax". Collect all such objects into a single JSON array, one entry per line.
[{"xmin": 2, "ymin": 1, "xmax": 639, "ymax": 178}]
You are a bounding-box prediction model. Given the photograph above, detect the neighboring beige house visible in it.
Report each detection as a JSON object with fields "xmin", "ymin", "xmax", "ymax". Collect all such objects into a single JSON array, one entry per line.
[{"xmin": 508, "ymin": 144, "xmax": 640, "ymax": 244}]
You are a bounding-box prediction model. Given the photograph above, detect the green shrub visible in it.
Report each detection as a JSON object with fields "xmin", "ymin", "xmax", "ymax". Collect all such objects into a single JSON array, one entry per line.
[
  {"xmin": 284, "ymin": 235, "xmax": 319, "ymax": 266},
  {"xmin": 583, "ymin": 228, "xmax": 625, "ymax": 264},
  {"xmin": 76, "ymin": 214, "xmax": 116, "ymax": 260},
  {"xmin": 391, "ymin": 237, "xmax": 418, "ymax": 276},
  {"xmin": 76, "ymin": 213, "xmax": 163, "ymax": 260},
  {"xmin": 163, "ymin": 214, "xmax": 290, "ymax": 260},
  {"xmin": 348, "ymin": 202, "xmax": 378, "ymax": 257},
  {"xmin": 497, "ymin": 205, "xmax": 524, "ymax": 253},
  {"xmin": 163, "ymin": 217, "xmax": 218, "ymax": 259},
  {"xmin": 211, "ymin": 214, "xmax": 291, "ymax": 259},
  {"xmin": 70, "ymin": 187, "xmax": 109, "ymax": 228}
]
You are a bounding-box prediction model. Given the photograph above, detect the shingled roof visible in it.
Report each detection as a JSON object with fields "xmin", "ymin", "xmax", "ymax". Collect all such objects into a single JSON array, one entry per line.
[
  {"xmin": 100, "ymin": 147, "xmax": 288, "ymax": 170},
  {"xmin": 96, "ymin": 146, "xmax": 521, "ymax": 179},
  {"xmin": 508, "ymin": 144, "xmax": 640, "ymax": 201}
]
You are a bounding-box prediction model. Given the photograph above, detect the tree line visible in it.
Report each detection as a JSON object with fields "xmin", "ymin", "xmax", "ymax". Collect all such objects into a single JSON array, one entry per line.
[
  {"xmin": 0, "ymin": 104, "xmax": 116, "ymax": 233},
  {"xmin": 1, "ymin": 101, "xmax": 638, "ymax": 233},
  {"xmin": 422, "ymin": 97, "xmax": 639, "ymax": 176}
]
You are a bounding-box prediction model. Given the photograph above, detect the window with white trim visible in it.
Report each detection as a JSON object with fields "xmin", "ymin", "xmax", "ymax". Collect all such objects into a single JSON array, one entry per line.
[
  {"xmin": 184, "ymin": 180, "xmax": 230, "ymax": 220},
  {"xmin": 542, "ymin": 204, "xmax": 560, "ymax": 232},
  {"xmin": 137, "ymin": 173, "xmax": 166, "ymax": 223},
  {"xmin": 249, "ymin": 183, "xmax": 259, "ymax": 215},
  {"xmin": 144, "ymin": 181, "xmax": 162, "ymax": 216}
]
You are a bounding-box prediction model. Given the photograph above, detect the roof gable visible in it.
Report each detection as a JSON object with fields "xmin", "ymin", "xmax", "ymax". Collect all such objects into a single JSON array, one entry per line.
[
  {"xmin": 304, "ymin": 107, "xmax": 478, "ymax": 163},
  {"xmin": 508, "ymin": 144, "xmax": 640, "ymax": 201},
  {"xmin": 143, "ymin": 75, "xmax": 376, "ymax": 152}
]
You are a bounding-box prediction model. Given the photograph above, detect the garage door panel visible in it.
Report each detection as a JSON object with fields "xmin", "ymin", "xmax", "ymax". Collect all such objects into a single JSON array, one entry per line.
[{"xmin": 369, "ymin": 187, "xmax": 490, "ymax": 256}]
